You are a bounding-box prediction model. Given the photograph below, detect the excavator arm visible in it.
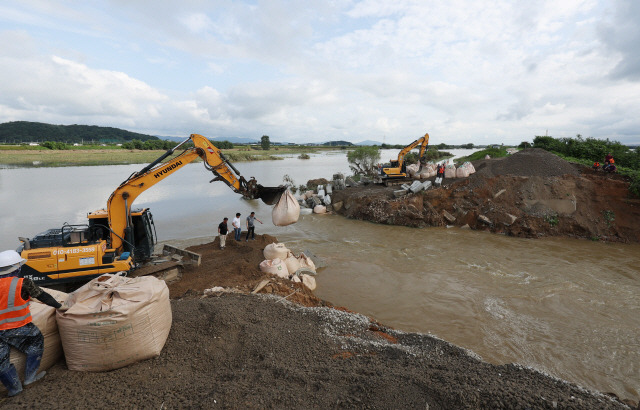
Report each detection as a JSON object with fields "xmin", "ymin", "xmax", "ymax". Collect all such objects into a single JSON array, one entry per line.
[
  {"xmin": 381, "ymin": 132, "xmax": 430, "ymax": 179},
  {"xmin": 106, "ymin": 133, "xmax": 284, "ymax": 252}
]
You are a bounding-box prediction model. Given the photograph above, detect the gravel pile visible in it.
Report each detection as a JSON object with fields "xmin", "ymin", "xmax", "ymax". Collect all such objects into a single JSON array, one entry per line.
[{"xmin": 476, "ymin": 148, "xmax": 580, "ymax": 178}]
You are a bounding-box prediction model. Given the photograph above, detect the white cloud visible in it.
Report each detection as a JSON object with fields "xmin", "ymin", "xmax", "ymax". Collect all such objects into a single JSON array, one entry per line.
[{"xmin": 0, "ymin": 1, "xmax": 638, "ymax": 144}]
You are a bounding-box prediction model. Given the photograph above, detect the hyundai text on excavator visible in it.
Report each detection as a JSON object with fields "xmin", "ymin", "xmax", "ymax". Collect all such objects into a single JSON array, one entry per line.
[
  {"xmin": 16, "ymin": 134, "xmax": 285, "ymax": 286},
  {"xmin": 379, "ymin": 133, "xmax": 430, "ymax": 186}
]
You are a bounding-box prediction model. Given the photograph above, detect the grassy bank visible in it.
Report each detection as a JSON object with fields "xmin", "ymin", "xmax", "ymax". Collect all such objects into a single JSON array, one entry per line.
[{"xmin": 0, "ymin": 146, "xmax": 332, "ymax": 167}]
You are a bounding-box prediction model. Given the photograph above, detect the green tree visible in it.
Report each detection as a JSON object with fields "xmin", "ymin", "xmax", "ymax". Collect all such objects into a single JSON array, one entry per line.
[
  {"xmin": 261, "ymin": 135, "xmax": 271, "ymax": 150},
  {"xmin": 347, "ymin": 146, "xmax": 381, "ymax": 176}
]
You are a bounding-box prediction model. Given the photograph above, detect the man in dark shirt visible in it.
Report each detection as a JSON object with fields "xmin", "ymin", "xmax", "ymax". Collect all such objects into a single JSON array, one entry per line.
[
  {"xmin": 0, "ymin": 250, "xmax": 62, "ymax": 397},
  {"xmin": 217, "ymin": 217, "xmax": 229, "ymax": 249}
]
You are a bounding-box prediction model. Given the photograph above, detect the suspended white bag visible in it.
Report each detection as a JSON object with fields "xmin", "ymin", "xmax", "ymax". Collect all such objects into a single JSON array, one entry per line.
[
  {"xmin": 444, "ymin": 165, "xmax": 457, "ymax": 178},
  {"xmin": 272, "ymin": 190, "xmax": 300, "ymax": 226},
  {"xmin": 263, "ymin": 243, "xmax": 290, "ymax": 260},
  {"xmin": 56, "ymin": 274, "xmax": 171, "ymax": 372},
  {"xmin": 259, "ymin": 258, "xmax": 289, "ymax": 278}
]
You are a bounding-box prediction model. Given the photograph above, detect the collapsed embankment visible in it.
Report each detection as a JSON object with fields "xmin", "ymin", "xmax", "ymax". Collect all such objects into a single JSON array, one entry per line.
[
  {"xmin": 332, "ymin": 149, "xmax": 640, "ymax": 243},
  {"xmin": 5, "ymin": 234, "xmax": 636, "ymax": 409}
]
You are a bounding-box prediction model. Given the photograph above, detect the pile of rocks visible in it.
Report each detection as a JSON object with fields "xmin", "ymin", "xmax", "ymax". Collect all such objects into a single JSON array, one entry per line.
[{"xmin": 297, "ymin": 173, "xmax": 349, "ymax": 214}]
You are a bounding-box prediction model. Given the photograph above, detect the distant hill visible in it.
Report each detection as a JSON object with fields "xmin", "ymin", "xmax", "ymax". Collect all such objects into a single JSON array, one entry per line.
[
  {"xmin": 0, "ymin": 121, "xmax": 159, "ymax": 143},
  {"xmin": 159, "ymin": 135, "xmax": 260, "ymax": 145},
  {"xmin": 356, "ymin": 140, "xmax": 382, "ymax": 146}
]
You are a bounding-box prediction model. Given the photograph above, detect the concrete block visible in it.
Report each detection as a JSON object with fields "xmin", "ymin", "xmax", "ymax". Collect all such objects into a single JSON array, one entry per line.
[
  {"xmin": 478, "ymin": 215, "xmax": 492, "ymax": 225},
  {"xmin": 443, "ymin": 210, "xmax": 456, "ymax": 223}
]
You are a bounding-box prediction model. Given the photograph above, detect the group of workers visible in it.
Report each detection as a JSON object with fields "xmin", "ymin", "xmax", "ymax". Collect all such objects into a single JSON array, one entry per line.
[
  {"xmin": 0, "ymin": 250, "xmax": 61, "ymax": 397},
  {"xmin": 593, "ymin": 153, "xmax": 616, "ymax": 173},
  {"xmin": 217, "ymin": 211, "xmax": 263, "ymax": 249}
]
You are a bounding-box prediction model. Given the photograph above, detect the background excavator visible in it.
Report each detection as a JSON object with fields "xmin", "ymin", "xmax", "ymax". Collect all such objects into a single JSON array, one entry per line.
[
  {"xmin": 379, "ymin": 133, "xmax": 430, "ymax": 185},
  {"xmin": 17, "ymin": 134, "xmax": 285, "ymax": 286}
]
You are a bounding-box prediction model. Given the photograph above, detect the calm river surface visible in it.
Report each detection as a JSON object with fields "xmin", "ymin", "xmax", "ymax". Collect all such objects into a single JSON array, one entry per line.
[{"xmin": 1, "ymin": 150, "xmax": 639, "ymax": 401}]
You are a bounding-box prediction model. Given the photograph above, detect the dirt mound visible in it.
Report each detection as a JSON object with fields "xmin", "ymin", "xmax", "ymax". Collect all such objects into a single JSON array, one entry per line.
[
  {"xmin": 6, "ymin": 295, "xmax": 629, "ymax": 409},
  {"xmin": 475, "ymin": 148, "xmax": 580, "ymax": 178},
  {"xmin": 332, "ymin": 151, "xmax": 640, "ymax": 242},
  {"xmin": 167, "ymin": 234, "xmax": 326, "ymax": 307}
]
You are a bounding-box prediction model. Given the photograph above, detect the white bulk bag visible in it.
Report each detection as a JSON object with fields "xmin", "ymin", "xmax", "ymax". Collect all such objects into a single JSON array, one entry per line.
[
  {"xmin": 326, "ymin": 184, "xmax": 333, "ymax": 194},
  {"xmin": 464, "ymin": 161, "xmax": 476, "ymax": 174},
  {"xmin": 324, "ymin": 194, "xmax": 331, "ymax": 205},
  {"xmin": 263, "ymin": 243, "xmax": 290, "ymax": 260},
  {"xmin": 57, "ymin": 274, "xmax": 171, "ymax": 372},
  {"xmin": 284, "ymin": 253, "xmax": 301, "ymax": 274},
  {"xmin": 456, "ymin": 167, "xmax": 469, "ymax": 178},
  {"xmin": 313, "ymin": 205, "xmax": 327, "ymax": 214},
  {"xmin": 297, "ymin": 253, "xmax": 316, "ymax": 273},
  {"xmin": 301, "ymin": 274, "xmax": 317, "ymax": 291},
  {"xmin": 259, "ymin": 258, "xmax": 289, "ymax": 278},
  {"xmin": 444, "ymin": 165, "xmax": 457, "ymax": 178},
  {"xmin": 3, "ymin": 288, "xmax": 67, "ymax": 389},
  {"xmin": 406, "ymin": 164, "xmax": 419, "ymax": 176},
  {"xmin": 318, "ymin": 189, "xmax": 326, "ymax": 197},
  {"xmin": 485, "ymin": 154, "xmax": 491, "ymax": 159},
  {"xmin": 272, "ymin": 190, "xmax": 300, "ymax": 226}
]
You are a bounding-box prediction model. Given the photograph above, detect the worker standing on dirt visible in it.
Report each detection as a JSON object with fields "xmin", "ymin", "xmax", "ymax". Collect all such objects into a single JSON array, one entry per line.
[
  {"xmin": 0, "ymin": 250, "xmax": 62, "ymax": 397},
  {"xmin": 232, "ymin": 213, "xmax": 242, "ymax": 241},
  {"xmin": 218, "ymin": 217, "xmax": 229, "ymax": 249},
  {"xmin": 435, "ymin": 163, "xmax": 445, "ymax": 186},
  {"xmin": 592, "ymin": 161, "xmax": 600, "ymax": 170},
  {"xmin": 245, "ymin": 212, "xmax": 263, "ymax": 241}
]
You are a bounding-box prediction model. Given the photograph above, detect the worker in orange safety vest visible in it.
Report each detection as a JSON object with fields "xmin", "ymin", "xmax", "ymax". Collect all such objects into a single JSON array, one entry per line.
[{"xmin": 0, "ymin": 250, "xmax": 62, "ymax": 397}]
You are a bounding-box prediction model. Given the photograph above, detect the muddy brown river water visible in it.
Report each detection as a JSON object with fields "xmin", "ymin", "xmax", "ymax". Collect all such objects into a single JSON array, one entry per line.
[{"xmin": 2, "ymin": 153, "xmax": 639, "ymax": 402}]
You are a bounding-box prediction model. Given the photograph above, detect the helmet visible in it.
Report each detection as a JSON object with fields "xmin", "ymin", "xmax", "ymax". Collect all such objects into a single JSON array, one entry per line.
[{"xmin": 0, "ymin": 250, "xmax": 26, "ymax": 276}]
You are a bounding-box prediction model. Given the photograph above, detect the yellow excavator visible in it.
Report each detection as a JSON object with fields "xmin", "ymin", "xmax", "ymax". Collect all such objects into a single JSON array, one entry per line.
[
  {"xmin": 379, "ymin": 133, "xmax": 430, "ymax": 185},
  {"xmin": 17, "ymin": 134, "xmax": 285, "ymax": 285}
]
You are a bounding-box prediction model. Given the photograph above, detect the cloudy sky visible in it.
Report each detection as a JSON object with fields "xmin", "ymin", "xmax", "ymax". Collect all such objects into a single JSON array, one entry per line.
[{"xmin": 1, "ymin": 0, "xmax": 638, "ymax": 145}]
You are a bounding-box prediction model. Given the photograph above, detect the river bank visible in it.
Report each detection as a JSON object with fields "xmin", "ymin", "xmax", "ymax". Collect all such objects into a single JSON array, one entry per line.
[
  {"xmin": 331, "ymin": 149, "xmax": 640, "ymax": 243},
  {"xmin": 4, "ymin": 235, "xmax": 635, "ymax": 409},
  {"xmin": 0, "ymin": 146, "xmax": 333, "ymax": 167}
]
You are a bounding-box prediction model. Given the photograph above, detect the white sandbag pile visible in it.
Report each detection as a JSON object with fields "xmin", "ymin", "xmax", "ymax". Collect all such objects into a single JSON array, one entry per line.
[
  {"xmin": 261, "ymin": 243, "xmax": 319, "ymax": 290},
  {"xmin": 272, "ymin": 189, "xmax": 300, "ymax": 226},
  {"xmin": 406, "ymin": 163, "xmax": 420, "ymax": 177},
  {"xmin": 57, "ymin": 274, "xmax": 171, "ymax": 372},
  {"xmin": 259, "ymin": 258, "xmax": 289, "ymax": 278},
  {"xmin": 444, "ymin": 164, "xmax": 457, "ymax": 178},
  {"xmin": 3, "ymin": 287, "xmax": 67, "ymax": 389},
  {"xmin": 297, "ymin": 183, "xmax": 335, "ymax": 214}
]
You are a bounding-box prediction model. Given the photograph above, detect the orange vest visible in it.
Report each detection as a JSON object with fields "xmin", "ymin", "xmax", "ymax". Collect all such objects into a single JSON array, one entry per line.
[{"xmin": 0, "ymin": 277, "xmax": 32, "ymax": 331}]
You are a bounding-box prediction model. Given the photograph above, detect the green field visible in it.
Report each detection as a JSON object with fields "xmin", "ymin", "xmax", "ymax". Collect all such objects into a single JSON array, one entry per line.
[{"xmin": 0, "ymin": 145, "xmax": 333, "ymax": 167}]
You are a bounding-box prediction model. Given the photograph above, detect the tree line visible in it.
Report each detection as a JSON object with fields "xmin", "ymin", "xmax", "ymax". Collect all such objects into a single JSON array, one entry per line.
[{"xmin": 0, "ymin": 121, "xmax": 159, "ymax": 143}]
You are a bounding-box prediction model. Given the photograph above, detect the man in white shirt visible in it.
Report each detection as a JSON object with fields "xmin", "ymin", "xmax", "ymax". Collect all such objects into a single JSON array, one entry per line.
[{"xmin": 232, "ymin": 213, "xmax": 242, "ymax": 241}]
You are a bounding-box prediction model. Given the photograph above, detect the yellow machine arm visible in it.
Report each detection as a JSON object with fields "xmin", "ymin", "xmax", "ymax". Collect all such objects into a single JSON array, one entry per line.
[
  {"xmin": 106, "ymin": 133, "xmax": 283, "ymax": 252},
  {"xmin": 381, "ymin": 132, "xmax": 430, "ymax": 179},
  {"xmin": 396, "ymin": 132, "xmax": 430, "ymax": 167}
]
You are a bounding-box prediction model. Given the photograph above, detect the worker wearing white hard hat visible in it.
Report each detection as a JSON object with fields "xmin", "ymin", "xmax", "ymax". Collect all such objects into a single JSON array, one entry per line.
[{"xmin": 0, "ymin": 250, "xmax": 62, "ymax": 397}]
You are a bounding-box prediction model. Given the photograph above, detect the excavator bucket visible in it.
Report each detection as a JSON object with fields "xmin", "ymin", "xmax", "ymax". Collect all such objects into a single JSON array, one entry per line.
[{"xmin": 256, "ymin": 185, "xmax": 286, "ymax": 205}]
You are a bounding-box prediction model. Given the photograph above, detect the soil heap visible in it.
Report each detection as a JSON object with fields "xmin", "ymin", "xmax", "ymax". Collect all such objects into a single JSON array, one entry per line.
[{"xmin": 332, "ymin": 149, "xmax": 640, "ymax": 242}]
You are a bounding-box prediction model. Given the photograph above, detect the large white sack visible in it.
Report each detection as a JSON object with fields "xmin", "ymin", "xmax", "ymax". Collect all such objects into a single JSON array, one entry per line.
[
  {"xmin": 326, "ymin": 184, "xmax": 333, "ymax": 194},
  {"xmin": 313, "ymin": 205, "xmax": 327, "ymax": 214},
  {"xmin": 419, "ymin": 172, "xmax": 430, "ymax": 179},
  {"xmin": 259, "ymin": 258, "xmax": 289, "ymax": 278},
  {"xmin": 284, "ymin": 254, "xmax": 301, "ymax": 274},
  {"xmin": 57, "ymin": 274, "xmax": 171, "ymax": 372},
  {"xmin": 3, "ymin": 288, "xmax": 67, "ymax": 390},
  {"xmin": 297, "ymin": 253, "xmax": 316, "ymax": 273},
  {"xmin": 406, "ymin": 164, "xmax": 419, "ymax": 176},
  {"xmin": 456, "ymin": 167, "xmax": 469, "ymax": 178},
  {"xmin": 301, "ymin": 274, "xmax": 317, "ymax": 291},
  {"xmin": 464, "ymin": 161, "xmax": 476, "ymax": 174},
  {"xmin": 272, "ymin": 190, "xmax": 300, "ymax": 226},
  {"xmin": 485, "ymin": 154, "xmax": 491, "ymax": 159},
  {"xmin": 323, "ymin": 194, "xmax": 331, "ymax": 205},
  {"xmin": 263, "ymin": 243, "xmax": 290, "ymax": 260},
  {"xmin": 318, "ymin": 189, "xmax": 325, "ymax": 197},
  {"xmin": 444, "ymin": 165, "xmax": 457, "ymax": 178}
]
